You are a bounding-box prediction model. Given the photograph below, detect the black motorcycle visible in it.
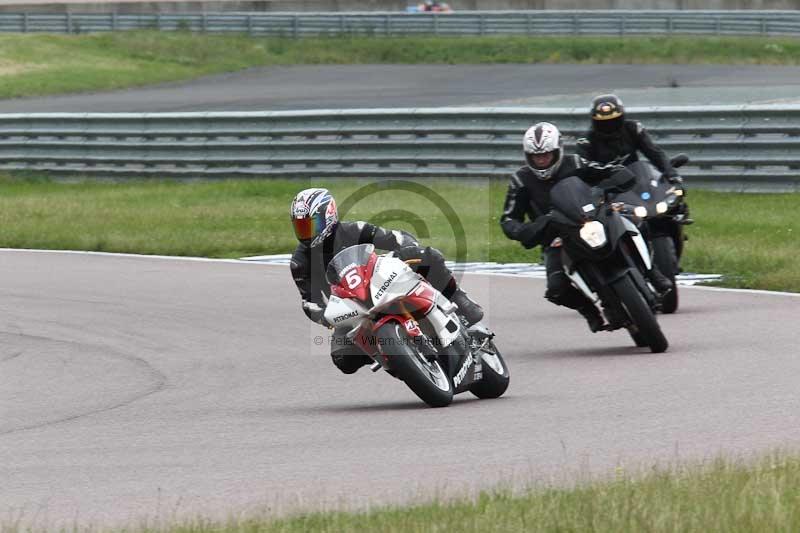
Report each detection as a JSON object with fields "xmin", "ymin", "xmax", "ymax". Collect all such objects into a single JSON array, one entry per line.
[
  {"xmin": 616, "ymin": 155, "xmax": 691, "ymax": 314},
  {"xmin": 549, "ymin": 168, "xmax": 668, "ymax": 353}
]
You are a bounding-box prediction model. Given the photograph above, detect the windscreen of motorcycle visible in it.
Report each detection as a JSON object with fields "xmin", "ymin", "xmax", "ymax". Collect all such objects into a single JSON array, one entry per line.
[
  {"xmin": 615, "ymin": 161, "xmax": 668, "ymax": 213},
  {"xmin": 550, "ymin": 176, "xmax": 596, "ymax": 226},
  {"xmin": 370, "ymin": 256, "xmax": 419, "ymax": 307},
  {"xmin": 326, "ymin": 243, "xmax": 376, "ymax": 286}
]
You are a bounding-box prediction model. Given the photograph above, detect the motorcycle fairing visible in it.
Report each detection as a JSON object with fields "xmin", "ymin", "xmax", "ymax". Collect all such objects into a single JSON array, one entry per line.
[
  {"xmin": 324, "ymin": 295, "xmax": 370, "ymax": 330},
  {"xmin": 327, "ymin": 243, "xmax": 378, "ymax": 304},
  {"xmin": 622, "ymin": 216, "xmax": 652, "ymax": 271},
  {"xmin": 370, "ymin": 256, "xmax": 420, "ymax": 307}
]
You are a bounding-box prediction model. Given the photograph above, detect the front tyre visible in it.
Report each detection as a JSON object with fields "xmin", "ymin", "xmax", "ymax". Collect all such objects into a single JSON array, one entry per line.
[
  {"xmin": 612, "ymin": 275, "xmax": 669, "ymax": 353},
  {"xmin": 376, "ymin": 322, "xmax": 453, "ymax": 408},
  {"xmin": 652, "ymin": 236, "xmax": 679, "ymax": 314},
  {"xmin": 469, "ymin": 340, "xmax": 510, "ymax": 399}
]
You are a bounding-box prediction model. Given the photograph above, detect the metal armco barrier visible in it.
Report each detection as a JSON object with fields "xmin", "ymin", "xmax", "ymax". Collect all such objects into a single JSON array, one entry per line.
[
  {"xmin": 1, "ymin": 10, "xmax": 800, "ymax": 37},
  {"xmin": 1, "ymin": 106, "xmax": 799, "ymax": 191}
]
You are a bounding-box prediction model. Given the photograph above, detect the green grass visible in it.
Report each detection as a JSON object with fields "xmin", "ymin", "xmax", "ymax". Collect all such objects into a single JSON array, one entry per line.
[
  {"xmin": 203, "ymin": 455, "xmax": 800, "ymax": 533},
  {"xmin": 0, "ymin": 176, "xmax": 798, "ymax": 292},
  {"xmin": 3, "ymin": 33, "xmax": 800, "ymax": 99},
  {"xmin": 31, "ymin": 453, "xmax": 794, "ymax": 532}
]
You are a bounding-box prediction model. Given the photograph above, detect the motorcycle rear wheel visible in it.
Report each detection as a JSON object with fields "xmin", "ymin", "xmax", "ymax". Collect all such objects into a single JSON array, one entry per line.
[
  {"xmin": 613, "ymin": 274, "xmax": 669, "ymax": 353},
  {"xmin": 375, "ymin": 322, "xmax": 454, "ymax": 408},
  {"xmin": 469, "ymin": 339, "xmax": 510, "ymax": 399}
]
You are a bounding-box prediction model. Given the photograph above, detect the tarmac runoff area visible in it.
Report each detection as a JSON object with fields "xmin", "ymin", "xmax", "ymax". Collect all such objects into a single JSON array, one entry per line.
[
  {"xmin": 1, "ymin": 249, "xmax": 798, "ymax": 528},
  {"xmin": 1, "ymin": 64, "xmax": 799, "ymax": 112}
]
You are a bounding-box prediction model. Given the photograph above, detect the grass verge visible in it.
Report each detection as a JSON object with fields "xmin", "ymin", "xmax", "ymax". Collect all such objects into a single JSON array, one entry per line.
[
  {"xmin": 2, "ymin": 33, "xmax": 800, "ymax": 99},
  {"xmin": 190, "ymin": 454, "xmax": 800, "ymax": 532},
  {"xmin": 0, "ymin": 176, "xmax": 797, "ymax": 292},
  {"xmin": 12, "ymin": 453, "xmax": 789, "ymax": 532}
]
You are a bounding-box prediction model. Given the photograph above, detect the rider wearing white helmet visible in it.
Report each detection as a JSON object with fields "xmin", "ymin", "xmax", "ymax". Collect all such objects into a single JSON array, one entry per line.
[
  {"xmin": 290, "ymin": 187, "xmax": 484, "ymax": 374},
  {"xmin": 501, "ymin": 122, "xmax": 620, "ymax": 332}
]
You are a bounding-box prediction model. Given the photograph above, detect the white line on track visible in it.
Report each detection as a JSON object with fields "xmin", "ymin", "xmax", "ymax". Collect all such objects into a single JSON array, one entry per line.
[{"xmin": 3, "ymin": 248, "xmax": 797, "ymax": 298}]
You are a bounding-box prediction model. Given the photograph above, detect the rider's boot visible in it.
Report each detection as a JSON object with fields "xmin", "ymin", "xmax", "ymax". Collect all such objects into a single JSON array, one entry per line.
[
  {"xmin": 331, "ymin": 350, "xmax": 372, "ymax": 374},
  {"xmin": 647, "ymin": 265, "xmax": 674, "ymax": 295},
  {"xmin": 451, "ymin": 289, "xmax": 484, "ymax": 326}
]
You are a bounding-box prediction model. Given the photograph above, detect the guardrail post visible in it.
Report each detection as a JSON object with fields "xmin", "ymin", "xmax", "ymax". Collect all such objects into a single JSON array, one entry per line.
[
  {"xmin": 572, "ymin": 14, "xmax": 579, "ymax": 35},
  {"xmin": 526, "ymin": 12, "xmax": 532, "ymax": 35},
  {"xmin": 668, "ymin": 15, "xmax": 674, "ymax": 34},
  {"xmin": 293, "ymin": 14, "xmax": 299, "ymax": 38},
  {"xmin": 433, "ymin": 14, "xmax": 439, "ymax": 35},
  {"xmin": 385, "ymin": 14, "xmax": 391, "ymax": 36},
  {"xmin": 156, "ymin": 13, "xmax": 162, "ymax": 31},
  {"xmin": 111, "ymin": 12, "xmax": 117, "ymax": 31},
  {"xmin": 66, "ymin": 12, "xmax": 72, "ymax": 34},
  {"xmin": 247, "ymin": 14, "xmax": 253, "ymax": 35},
  {"xmin": 761, "ymin": 17, "xmax": 767, "ymax": 35},
  {"xmin": 340, "ymin": 14, "xmax": 346, "ymax": 35},
  {"xmin": 22, "ymin": 13, "xmax": 28, "ymax": 33},
  {"xmin": 479, "ymin": 13, "xmax": 486, "ymax": 35},
  {"xmin": 620, "ymin": 15, "xmax": 626, "ymax": 36},
  {"xmin": 202, "ymin": 13, "xmax": 208, "ymax": 32},
  {"xmin": 715, "ymin": 17, "xmax": 721, "ymax": 35}
]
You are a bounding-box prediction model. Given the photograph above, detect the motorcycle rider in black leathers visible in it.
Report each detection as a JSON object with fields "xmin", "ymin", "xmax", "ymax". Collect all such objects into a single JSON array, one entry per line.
[
  {"xmin": 576, "ymin": 94, "xmax": 688, "ymax": 291},
  {"xmin": 290, "ymin": 187, "xmax": 484, "ymax": 374},
  {"xmin": 500, "ymin": 122, "xmax": 620, "ymax": 332}
]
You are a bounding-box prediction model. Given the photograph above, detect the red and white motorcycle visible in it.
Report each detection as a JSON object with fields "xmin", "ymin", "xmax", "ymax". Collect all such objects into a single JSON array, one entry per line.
[{"xmin": 323, "ymin": 243, "xmax": 509, "ymax": 408}]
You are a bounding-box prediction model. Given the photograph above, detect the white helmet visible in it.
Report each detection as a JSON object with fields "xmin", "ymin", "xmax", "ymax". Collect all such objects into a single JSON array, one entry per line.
[{"xmin": 523, "ymin": 122, "xmax": 564, "ymax": 180}]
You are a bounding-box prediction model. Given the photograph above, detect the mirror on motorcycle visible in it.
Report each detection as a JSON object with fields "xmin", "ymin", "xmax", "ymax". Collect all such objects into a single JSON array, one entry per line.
[
  {"xmin": 670, "ymin": 153, "xmax": 690, "ymax": 169},
  {"xmin": 597, "ymin": 167, "xmax": 637, "ymax": 196}
]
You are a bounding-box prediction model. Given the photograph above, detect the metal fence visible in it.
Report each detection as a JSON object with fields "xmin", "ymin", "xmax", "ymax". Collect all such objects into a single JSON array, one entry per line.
[
  {"xmin": 2, "ymin": 10, "xmax": 800, "ymax": 37},
  {"xmin": 1, "ymin": 106, "xmax": 799, "ymax": 191}
]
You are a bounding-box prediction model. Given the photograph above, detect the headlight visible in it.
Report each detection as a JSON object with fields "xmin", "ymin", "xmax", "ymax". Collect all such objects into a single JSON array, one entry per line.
[
  {"xmin": 656, "ymin": 201, "xmax": 668, "ymax": 214},
  {"xmin": 674, "ymin": 188, "xmax": 684, "ymax": 197},
  {"xmin": 634, "ymin": 206, "xmax": 648, "ymax": 218},
  {"xmin": 579, "ymin": 221, "xmax": 607, "ymax": 249}
]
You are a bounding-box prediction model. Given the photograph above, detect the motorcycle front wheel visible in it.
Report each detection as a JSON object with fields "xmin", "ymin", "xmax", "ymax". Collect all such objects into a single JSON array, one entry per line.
[
  {"xmin": 375, "ymin": 322, "xmax": 454, "ymax": 408},
  {"xmin": 613, "ymin": 274, "xmax": 669, "ymax": 353},
  {"xmin": 469, "ymin": 339, "xmax": 510, "ymax": 399}
]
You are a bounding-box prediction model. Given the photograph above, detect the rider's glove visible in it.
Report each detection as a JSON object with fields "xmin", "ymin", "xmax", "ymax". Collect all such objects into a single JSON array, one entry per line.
[
  {"xmin": 302, "ymin": 300, "xmax": 329, "ymax": 327},
  {"xmin": 667, "ymin": 174, "xmax": 684, "ymax": 185},
  {"xmin": 519, "ymin": 214, "xmax": 552, "ymax": 249}
]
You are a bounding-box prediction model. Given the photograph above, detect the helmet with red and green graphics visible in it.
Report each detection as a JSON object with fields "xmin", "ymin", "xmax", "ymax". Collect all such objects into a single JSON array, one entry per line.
[{"xmin": 290, "ymin": 188, "xmax": 338, "ymax": 246}]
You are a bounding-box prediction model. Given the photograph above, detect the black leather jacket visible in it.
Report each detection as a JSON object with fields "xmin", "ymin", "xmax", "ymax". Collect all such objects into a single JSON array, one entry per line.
[
  {"xmin": 290, "ymin": 221, "xmax": 417, "ymax": 312},
  {"xmin": 576, "ymin": 120, "xmax": 677, "ymax": 178},
  {"xmin": 500, "ymin": 154, "xmax": 617, "ymax": 249}
]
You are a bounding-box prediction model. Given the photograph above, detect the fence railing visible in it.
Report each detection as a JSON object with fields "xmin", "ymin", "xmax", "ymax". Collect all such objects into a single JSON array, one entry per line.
[
  {"xmin": 1, "ymin": 10, "xmax": 800, "ymax": 37},
  {"xmin": 1, "ymin": 106, "xmax": 799, "ymax": 191}
]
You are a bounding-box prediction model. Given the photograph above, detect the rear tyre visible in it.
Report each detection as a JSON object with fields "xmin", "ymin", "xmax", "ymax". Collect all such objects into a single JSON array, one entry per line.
[
  {"xmin": 612, "ymin": 275, "xmax": 669, "ymax": 353},
  {"xmin": 469, "ymin": 340, "xmax": 510, "ymax": 399},
  {"xmin": 376, "ymin": 322, "xmax": 453, "ymax": 408},
  {"xmin": 629, "ymin": 331, "xmax": 649, "ymax": 347},
  {"xmin": 652, "ymin": 236, "xmax": 679, "ymax": 314}
]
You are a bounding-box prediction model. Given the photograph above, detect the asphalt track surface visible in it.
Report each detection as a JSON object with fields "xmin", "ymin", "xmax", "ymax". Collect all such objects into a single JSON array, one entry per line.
[
  {"xmin": 2, "ymin": 250, "xmax": 799, "ymax": 528},
  {"xmin": 2, "ymin": 64, "xmax": 800, "ymax": 112}
]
